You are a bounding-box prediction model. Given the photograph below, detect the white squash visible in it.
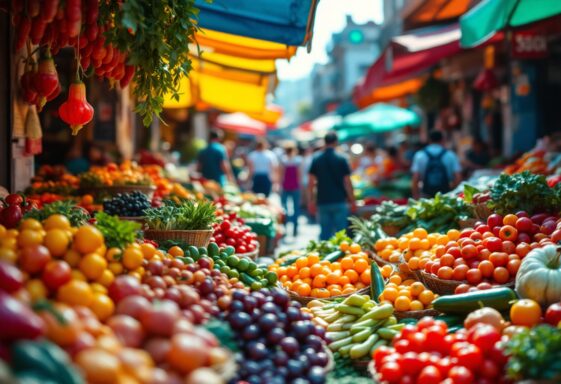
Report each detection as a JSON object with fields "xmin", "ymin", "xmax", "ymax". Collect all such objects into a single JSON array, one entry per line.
[{"xmin": 515, "ymin": 245, "xmax": 561, "ymax": 307}]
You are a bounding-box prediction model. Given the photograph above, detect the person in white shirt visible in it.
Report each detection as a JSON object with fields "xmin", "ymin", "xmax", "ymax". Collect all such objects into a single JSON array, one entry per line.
[
  {"xmin": 411, "ymin": 130, "xmax": 462, "ymax": 198},
  {"xmin": 247, "ymin": 139, "xmax": 279, "ymax": 197}
]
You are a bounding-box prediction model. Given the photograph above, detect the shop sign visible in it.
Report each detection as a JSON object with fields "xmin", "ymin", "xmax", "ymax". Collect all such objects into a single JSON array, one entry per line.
[{"xmin": 512, "ymin": 30, "xmax": 548, "ymax": 59}]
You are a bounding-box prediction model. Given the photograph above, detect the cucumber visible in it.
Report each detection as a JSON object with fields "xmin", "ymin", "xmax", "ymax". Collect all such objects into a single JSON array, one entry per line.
[
  {"xmin": 370, "ymin": 263, "xmax": 385, "ymax": 303},
  {"xmin": 187, "ymin": 246, "xmax": 199, "ymax": 260},
  {"xmin": 240, "ymin": 272, "xmax": 257, "ymax": 286},
  {"xmin": 197, "ymin": 246, "xmax": 208, "ymax": 255},
  {"xmin": 324, "ymin": 250, "xmax": 344, "ymax": 263},
  {"xmin": 432, "ymin": 287, "xmax": 517, "ymax": 315},
  {"xmin": 207, "ymin": 243, "xmax": 219, "ymax": 257},
  {"xmin": 224, "ymin": 246, "xmax": 235, "ymax": 256}
]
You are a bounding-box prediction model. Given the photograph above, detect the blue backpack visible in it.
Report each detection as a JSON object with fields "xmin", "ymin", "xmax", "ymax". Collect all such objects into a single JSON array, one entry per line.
[{"xmin": 422, "ymin": 148, "xmax": 450, "ymax": 196}]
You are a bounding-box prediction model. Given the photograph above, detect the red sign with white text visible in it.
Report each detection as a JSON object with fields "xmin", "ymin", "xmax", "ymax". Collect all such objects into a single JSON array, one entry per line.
[{"xmin": 512, "ymin": 30, "xmax": 548, "ymax": 59}]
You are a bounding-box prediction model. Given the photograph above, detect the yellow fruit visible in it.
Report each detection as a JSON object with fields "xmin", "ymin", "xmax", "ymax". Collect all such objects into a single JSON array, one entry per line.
[
  {"xmin": 79, "ymin": 253, "xmax": 107, "ymax": 280},
  {"xmin": 19, "ymin": 219, "xmax": 42, "ymax": 231},
  {"xmin": 71, "ymin": 269, "xmax": 87, "ymax": 281},
  {"xmin": 96, "ymin": 269, "xmax": 115, "ymax": 287},
  {"xmin": 140, "ymin": 243, "xmax": 157, "ymax": 259},
  {"xmin": 0, "ymin": 225, "xmax": 6, "ymax": 237},
  {"xmin": 44, "ymin": 229, "xmax": 70, "ymax": 257},
  {"xmin": 43, "ymin": 214, "xmax": 71, "ymax": 230},
  {"xmin": 74, "ymin": 226, "xmax": 104, "ymax": 254},
  {"xmin": 122, "ymin": 248, "xmax": 143, "ymax": 270},
  {"xmin": 64, "ymin": 249, "xmax": 82, "ymax": 267},
  {"xmin": 410, "ymin": 300, "xmax": 424, "ymax": 311},
  {"xmin": 89, "ymin": 293, "xmax": 114, "ymax": 321},
  {"xmin": 17, "ymin": 229, "xmax": 44, "ymax": 247},
  {"xmin": 57, "ymin": 280, "xmax": 94, "ymax": 307},
  {"xmin": 0, "ymin": 248, "xmax": 17, "ymax": 263},
  {"xmin": 394, "ymin": 296, "xmax": 411, "ymax": 311},
  {"xmin": 105, "ymin": 248, "xmax": 123, "ymax": 262},
  {"xmin": 108, "ymin": 262, "xmax": 124, "ymax": 275},
  {"xmin": 90, "ymin": 283, "xmax": 108, "ymax": 294},
  {"xmin": 0, "ymin": 237, "xmax": 16, "ymax": 250},
  {"xmin": 418, "ymin": 290, "xmax": 435, "ymax": 305},
  {"xmin": 26, "ymin": 279, "xmax": 47, "ymax": 301},
  {"xmin": 382, "ymin": 287, "xmax": 398, "ymax": 302}
]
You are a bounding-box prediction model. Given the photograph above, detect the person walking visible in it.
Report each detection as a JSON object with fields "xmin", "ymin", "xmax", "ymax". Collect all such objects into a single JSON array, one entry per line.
[
  {"xmin": 247, "ymin": 139, "xmax": 278, "ymax": 197},
  {"xmin": 280, "ymin": 144, "xmax": 302, "ymax": 237},
  {"xmin": 308, "ymin": 132, "xmax": 356, "ymax": 241},
  {"xmin": 197, "ymin": 130, "xmax": 236, "ymax": 187},
  {"xmin": 411, "ymin": 130, "xmax": 462, "ymax": 199}
]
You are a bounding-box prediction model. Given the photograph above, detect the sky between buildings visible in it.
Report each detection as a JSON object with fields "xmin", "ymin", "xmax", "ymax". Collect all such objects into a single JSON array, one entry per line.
[{"xmin": 276, "ymin": 0, "xmax": 384, "ymax": 80}]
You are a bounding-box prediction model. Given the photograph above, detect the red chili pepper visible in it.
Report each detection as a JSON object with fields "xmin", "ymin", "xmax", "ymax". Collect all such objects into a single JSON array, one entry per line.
[
  {"xmin": 85, "ymin": 0, "xmax": 98, "ymax": 25},
  {"xmin": 27, "ymin": 0, "xmax": 40, "ymax": 17},
  {"xmin": 120, "ymin": 65, "xmax": 135, "ymax": 88},
  {"xmin": 64, "ymin": 0, "xmax": 82, "ymax": 38},
  {"xmin": 41, "ymin": 0, "xmax": 60, "ymax": 23},
  {"xmin": 29, "ymin": 16, "xmax": 47, "ymax": 45},
  {"xmin": 15, "ymin": 16, "xmax": 32, "ymax": 51}
]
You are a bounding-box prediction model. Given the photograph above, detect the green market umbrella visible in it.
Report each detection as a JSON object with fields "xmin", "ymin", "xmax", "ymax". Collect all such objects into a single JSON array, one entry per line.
[
  {"xmin": 335, "ymin": 103, "xmax": 420, "ymax": 141},
  {"xmin": 460, "ymin": 0, "xmax": 561, "ymax": 48}
]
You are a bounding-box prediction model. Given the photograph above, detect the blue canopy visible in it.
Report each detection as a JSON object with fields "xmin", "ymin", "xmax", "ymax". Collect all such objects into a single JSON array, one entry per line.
[{"xmin": 195, "ymin": 0, "xmax": 319, "ymax": 46}]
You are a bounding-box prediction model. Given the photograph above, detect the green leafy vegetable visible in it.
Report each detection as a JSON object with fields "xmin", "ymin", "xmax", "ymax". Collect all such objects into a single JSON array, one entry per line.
[
  {"xmin": 94, "ymin": 212, "xmax": 141, "ymax": 249},
  {"xmin": 489, "ymin": 171, "xmax": 561, "ymax": 215},
  {"xmin": 505, "ymin": 324, "xmax": 561, "ymax": 381},
  {"xmin": 144, "ymin": 200, "xmax": 217, "ymax": 231},
  {"xmin": 24, "ymin": 201, "xmax": 90, "ymax": 226},
  {"xmin": 306, "ymin": 230, "xmax": 352, "ymax": 256},
  {"xmin": 99, "ymin": 0, "xmax": 200, "ymax": 126}
]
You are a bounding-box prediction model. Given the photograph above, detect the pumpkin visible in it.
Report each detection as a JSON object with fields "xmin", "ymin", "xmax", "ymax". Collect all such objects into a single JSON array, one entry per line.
[{"xmin": 515, "ymin": 245, "xmax": 561, "ymax": 307}]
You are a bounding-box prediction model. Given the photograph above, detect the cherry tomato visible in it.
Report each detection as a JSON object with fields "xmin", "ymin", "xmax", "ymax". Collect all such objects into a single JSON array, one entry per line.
[
  {"xmin": 42, "ymin": 260, "xmax": 72, "ymax": 291},
  {"xmin": 19, "ymin": 245, "xmax": 51, "ymax": 274},
  {"xmin": 448, "ymin": 366, "xmax": 474, "ymax": 384},
  {"xmin": 479, "ymin": 359, "xmax": 500, "ymax": 379},
  {"xmin": 407, "ymin": 332, "xmax": 427, "ymax": 353},
  {"xmin": 436, "ymin": 356, "xmax": 453, "ymax": 377},
  {"xmin": 416, "ymin": 317, "xmax": 436, "ymax": 330},
  {"xmin": 452, "ymin": 344, "xmax": 483, "ymax": 371},
  {"xmin": 417, "ymin": 365, "xmax": 442, "ymax": 384},
  {"xmin": 379, "ymin": 361, "xmax": 402, "ymax": 383},
  {"xmin": 373, "ymin": 345, "xmax": 393, "ymax": 366},
  {"xmin": 394, "ymin": 339, "xmax": 410, "ymax": 354},
  {"xmin": 467, "ymin": 324, "xmax": 502, "ymax": 351},
  {"xmin": 400, "ymin": 352, "xmax": 422, "ymax": 376}
]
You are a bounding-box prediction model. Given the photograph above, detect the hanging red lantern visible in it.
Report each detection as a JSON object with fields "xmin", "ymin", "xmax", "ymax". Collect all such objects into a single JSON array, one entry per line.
[
  {"xmin": 58, "ymin": 81, "xmax": 94, "ymax": 135},
  {"xmin": 33, "ymin": 48, "xmax": 59, "ymax": 110}
]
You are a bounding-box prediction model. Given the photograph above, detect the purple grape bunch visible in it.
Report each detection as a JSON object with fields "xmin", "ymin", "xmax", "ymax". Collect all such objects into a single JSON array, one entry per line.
[{"xmin": 225, "ymin": 288, "xmax": 329, "ymax": 384}]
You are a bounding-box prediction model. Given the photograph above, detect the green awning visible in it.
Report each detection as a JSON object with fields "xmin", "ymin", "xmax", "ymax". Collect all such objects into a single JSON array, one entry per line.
[
  {"xmin": 460, "ymin": 0, "xmax": 561, "ymax": 48},
  {"xmin": 335, "ymin": 103, "xmax": 420, "ymax": 141}
]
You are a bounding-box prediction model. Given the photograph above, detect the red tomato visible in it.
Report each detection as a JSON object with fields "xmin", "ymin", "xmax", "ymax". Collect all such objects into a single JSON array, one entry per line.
[
  {"xmin": 483, "ymin": 237, "xmax": 502, "ymax": 252},
  {"xmin": 448, "ymin": 247, "xmax": 462, "ymax": 258},
  {"xmin": 466, "ymin": 269, "xmax": 483, "ymax": 285},
  {"xmin": 480, "ymin": 359, "xmax": 500, "ymax": 379},
  {"xmin": 487, "ymin": 214, "xmax": 503, "ymax": 229},
  {"xmin": 452, "ymin": 344, "xmax": 483, "ymax": 371},
  {"xmin": 489, "ymin": 252, "xmax": 508, "ymax": 267},
  {"xmin": 379, "ymin": 361, "xmax": 402, "ymax": 383},
  {"xmin": 400, "ymin": 352, "xmax": 422, "ymax": 376},
  {"xmin": 461, "ymin": 245, "xmax": 478, "ymax": 259},
  {"xmin": 452, "ymin": 265, "xmax": 469, "ymax": 281},
  {"xmin": 492, "ymin": 267, "xmax": 510, "ymax": 284},
  {"xmin": 373, "ymin": 345, "xmax": 393, "ymax": 366},
  {"xmin": 476, "ymin": 282, "xmax": 493, "ymax": 290},
  {"xmin": 478, "ymin": 260, "xmax": 494, "ymax": 278},
  {"xmin": 517, "ymin": 232, "xmax": 532, "ymax": 244},
  {"xmin": 468, "ymin": 324, "xmax": 501, "ymax": 351},
  {"xmin": 455, "ymin": 284, "xmax": 471, "ymax": 294},
  {"xmin": 545, "ymin": 302, "xmax": 561, "ymax": 327},
  {"xmin": 400, "ymin": 324, "xmax": 417, "ymax": 340},
  {"xmin": 417, "ymin": 365, "xmax": 442, "ymax": 384},
  {"xmin": 470, "ymin": 232, "xmax": 483, "ymax": 242},
  {"xmin": 407, "ymin": 332, "xmax": 427, "ymax": 353},
  {"xmin": 448, "ymin": 366, "xmax": 474, "ymax": 384},
  {"xmin": 501, "ymin": 240, "xmax": 516, "ymax": 254},
  {"xmin": 416, "ymin": 317, "xmax": 436, "ymax": 330},
  {"xmin": 507, "ymin": 259, "xmax": 521, "ymax": 275},
  {"xmin": 394, "ymin": 339, "xmax": 411, "ymax": 354},
  {"xmin": 499, "ymin": 225, "xmax": 518, "ymax": 242},
  {"xmin": 476, "ymin": 224, "xmax": 491, "ymax": 234},
  {"xmin": 41, "ymin": 260, "xmax": 72, "ymax": 291},
  {"xmin": 436, "ymin": 356, "xmax": 453, "ymax": 377},
  {"xmin": 19, "ymin": 245, "xmax": 51, "ymax": 274},
  {"xmin": 515, "ymin": 217, "xmax": 533, "ymax": 232},
  {"xmin": 489, "ymin": 340, "xmax": 508, "ymax": 366}
]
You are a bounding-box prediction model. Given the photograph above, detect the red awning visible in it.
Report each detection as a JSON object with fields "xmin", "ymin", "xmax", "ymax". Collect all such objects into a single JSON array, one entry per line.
[{"xmin": 354, "ymin": 23, "xmax": 503, "ymax": 105}]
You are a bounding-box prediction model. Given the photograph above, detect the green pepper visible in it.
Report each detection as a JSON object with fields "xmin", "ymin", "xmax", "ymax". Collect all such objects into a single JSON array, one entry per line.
[{"xmin": 11, "ymin": 340, "xmax": 83, "ymax": 384}]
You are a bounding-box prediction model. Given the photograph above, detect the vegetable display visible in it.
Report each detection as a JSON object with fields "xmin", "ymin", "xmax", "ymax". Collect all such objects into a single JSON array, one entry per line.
[
  {"xmin": 515, "ymin": 244, "xmax": 561, "ymax": 307},
  {"xmin": 144, "ymin": 200, "xmax": 217, "ymax": 231}
]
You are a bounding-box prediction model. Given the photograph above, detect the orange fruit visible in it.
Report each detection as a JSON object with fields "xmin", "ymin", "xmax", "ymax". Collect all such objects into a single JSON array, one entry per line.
[
  {"xmin": 64, "ymin": 249, "xmax": 82, "ymax": 267},
  {"xmin": 410, "ymin": 300, "xmax": 424, "ymax": 311},
  {"xmin": 409, "ymin": 238, "xmax": 421, "ymax": 251},
  {"xmin": 349, "ymin": 243, "xmax": 361, "ymax": 254},
  {"xmin": 277, "ymin": 267, "xmax": 287, "ymax": 277},
  {"xmin": 140, "ymin": 243, "xmax": 157, "ymax": 259},
  {"xmin": 338, "ymin": 275, "xmax": 350, "ymax": 286},
  {"xmin": 18, "ymin": 229, "xmax": 44, "ymax": 247},
  {"xmin": 122, "ymin": 247, "xmax": 144, "ymax": 270},
  {"xmin": 295, "ymin": 257, "xmax": 308, "ymax": 269},
  {"xmin": 342, "ymin": 287, "xmax": 355, "ymax": 295},
  {"xmin": 307, "ymin": 254, "xmax": 320, "ymax": 266},
  {"xmin": 510, "ymin": 299, "xmax": 542, "ymax": 327},
  {"xmin": 389, "ymin": 274, "xmax": 402, "ymax": 285},
  {"xmin": 326, "ymin": 271, "xmax": 342, "ymax": 285},
  {"xmin": 44, "ymin": 214, "xmax": 71, "ymax": 230},
  {"xmin": 168, "ymin": 246, "xmax": 184, "ymax": 257},
  {"xmin": 328, "ymin": 287, "xmax": 342, "ymax": 296},
  {"xmin": 447, "ymin": 229, "xmax": 460, "ymax": 241},
  {"xmin": 296, "ymin": 283, "xmax": 311, "ymax": 296},
  {"xmin": 317, "ymin": 288, "xmax": 331, "ymax": 298},
  {"xmin": 344, "ymin": 269, "xmax": 359, "ymax": 284},
  {"xmin": 286, "ymin": 266, "xmax": 298, "ymax": 278},
  {"xmin": 340, "ymin": 257, "xmax": 354, "ymax": 270},
  {"xmin": 339, "ymin": 241, "xmax": 350, "ymax": 252},
  {"xmin": 382, "ymin": 287, "xmax": 398, "ymax": 302},
  {"xmin": 19, "ymin": 219, "xmax": 43, "ymax": 231},
  {"xmin": 419, "ymin": 239, "xmax": 430, "ymax": 250},
  {"xmin": 44, "ymin": 229, "xmax": 70, "ymax": 257},
  {"xmin": 408, "ymin": 257, "xmax": 420, "ymax": 270},
  {"xmin": 310, "ymin": 288, "xmax": 320, "ymax": 297},
  {"xmin": 108, "ymin": 262, "xmax": 124, "ymax": 275},
  {"xmin": 310, "ymin": 264, "xmax": 323, "ymax": 277},
  {"xmin": 299, "ymin": 267, "xmax": 311, "ymax": 278},
  {"xmin": 79, "ymin": 253, "xmax": 107, "ymax": 280},
  {"xmin": 89, "ymin": 293, "xmax": 115, "ymax": 321},
  {"xmin": 74, "ymin": 226, "xmax": 104, "ymax": 254},
  {"xmin": 57, "ymin": 280, "xmax": 94, "ymax": 307},
  {"xmin": 418, "ymin": 290, "xmax": 435, "ymax": 305},
  {"xmin": 360, "ymin": 270, "xmax": 371, "ymax": 285},
  {"xmin": 394, "ymin": 296, "xmax": 411, "ymax": 311},
  {"xmin": 96, "ymin": 269, "xmax": 115, "ymax": 287},
  {"xmin": 312, "ymin": 274, "xmax": 327, "ymax": 288},
  {"xmin": 331, "ymin": 262, "xmax": 341, "ymax": 270},
  {"xmin": 410, "ymin": 282, "xmax": 425, "ymax": 297},
  {"xmin": 413, "ymin": 228, "xmax": 428, "ymax": 239},
  {"xmin": 381, "ymin": 265, "xmax": 393, "ymax": 278}
]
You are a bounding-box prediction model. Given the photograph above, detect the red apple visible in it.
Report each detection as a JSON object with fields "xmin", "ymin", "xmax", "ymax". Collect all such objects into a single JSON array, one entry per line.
[{"xmin": 545, "ymin": 302, "xmax": 561, "ymax": 327}]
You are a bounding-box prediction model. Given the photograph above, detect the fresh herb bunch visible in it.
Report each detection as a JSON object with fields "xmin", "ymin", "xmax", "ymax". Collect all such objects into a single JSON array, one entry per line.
[
  {"xmin": 94, "ymin": 212, "xmax": 141, "ymax": 249},
  {"xmin": 306, "ymin": 230, "xmax": 352, "ymax": 256},
  {"xmin": 24, "ymin": 200, "xmax": 90, "ymax": 226},
  {"xmin": 103, "ymin": 192, "xmax": 151, "ymax": 217},
  {"xmin": 505, "ymin": 324, "xmax": 561, "ymax": 381},
  {"xmin": 99, "ymin": 0, "xmax": 200, "ymax": 126},
  {"xmin": 489, "ymin": 171, "xmax": 561, "ymax": 215},
  {"xmin": 349, "ymin": 217, "xmax": 387, "ymax": 248},
  {"xmin": 144, "ymin": 200, "xmax": 217, "ymax": 231}
]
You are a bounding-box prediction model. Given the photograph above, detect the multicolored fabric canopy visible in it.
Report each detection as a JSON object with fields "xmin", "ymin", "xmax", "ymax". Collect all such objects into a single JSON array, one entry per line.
[
  {"xmin": 460, "ymin": 0, "xmax": 561, "ymax": 48},
  {"xmin": 195, "ymin": 0, "xmax": 319, "ymax": 46},
  {"xmin": 215, "ymin": 113, "xmax": 268, "ymax": 136}
]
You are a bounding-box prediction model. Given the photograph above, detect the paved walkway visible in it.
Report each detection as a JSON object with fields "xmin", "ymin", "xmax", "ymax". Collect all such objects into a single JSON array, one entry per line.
[{"xmin": 274, "ymin": 216, "xmax": 320, "ymax": 257}]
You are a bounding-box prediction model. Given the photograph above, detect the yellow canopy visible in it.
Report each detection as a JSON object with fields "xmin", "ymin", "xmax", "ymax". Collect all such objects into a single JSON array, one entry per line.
[
  {"xmin": 247, "ymin": 105, "xmax": 283, "ymax": 125},
  {"xmin": 192, "ymin": 50, "xmax": 277, "ymax": 73},
  {"xmin": 195, "ymin": 29, "xmax": 297, "ymax": 59}
]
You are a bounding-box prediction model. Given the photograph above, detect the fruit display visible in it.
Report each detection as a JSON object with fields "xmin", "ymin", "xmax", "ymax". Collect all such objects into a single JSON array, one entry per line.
[
  {"xmin": 270, "ymin": 243, "xmax": 372, "ymax": 298},
  {"xmin": 211, "ymin": 211, "xmax": 259, "ymax": 255},
  {"xmin": 305, "ymin": 294, "xmax": 400, "ymax": 360},
  {"xmin": 0, "ymin": 193, "xmax": 38, "ymax": 229},
  {"xmin": 224, "ymin": 288, "xmax": 330, "ymax": 384},
  {"xmin": 27, "ymin": 165, "xmax": 79, "ymax": 195},
  {"xmin": 372, "ymin": 316, "xmax": 509, "ymax": 383},
  {"xmin": 79, "ymin": 163, "xmax": 153, "ymax": 188},
  {"xmin": 103, "ymin": 192, "xmax": 152, "ymax": 217},
  {"xmin": 378, "ymin": 273, "xmax": 438, "ymax": 313}
]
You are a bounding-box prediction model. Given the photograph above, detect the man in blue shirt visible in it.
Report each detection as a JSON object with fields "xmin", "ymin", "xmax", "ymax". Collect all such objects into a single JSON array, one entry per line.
[
  {"xmin": 197, "ymin": 130, "xmax": 236, "ymax": 187},
  {"xmin": 308, "ymin": 132, "xmax": 356, "ymax": 240}
]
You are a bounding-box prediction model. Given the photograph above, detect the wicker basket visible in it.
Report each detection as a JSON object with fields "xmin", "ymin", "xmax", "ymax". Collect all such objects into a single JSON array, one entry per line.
[
  {"xmin": 459, "ymin": 218, "xmax": 478, "ymax": 229},
  {"xmin": 420, "ymin": 271, "xmax": 515, "ymax": 295},
  {"xmin": 394, "ymin": 308, "xmax": 440, "ymax": 320},
  {"xmin": 118, "ymin": 216, "xmax": 146, "ymax": 226},
  {"xmin": 285, "ymin": 286, "xmax": 371, "ymax": 306},
  {"xmin": 81, "ymin": 185, "xmax": 156, "ymax": 200},
  {"xmin": 143, "ymin": 229, "xmax": 213, "ymax": 247},
  {"xmin": 371, "ymin": 252, "xmax": 399, "ymax": 268}
]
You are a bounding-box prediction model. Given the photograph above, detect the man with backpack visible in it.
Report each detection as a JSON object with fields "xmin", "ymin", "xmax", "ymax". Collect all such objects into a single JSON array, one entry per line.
[{"xmin": 411, "ymin": 130, "xmax": 461, "ymax": 198}]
